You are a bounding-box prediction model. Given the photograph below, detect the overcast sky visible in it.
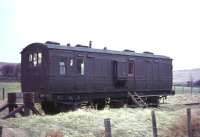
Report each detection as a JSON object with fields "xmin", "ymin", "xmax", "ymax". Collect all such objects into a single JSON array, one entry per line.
[{"xmin": 0, "ymin": 0, "xmax": 200, "ymax": 70}]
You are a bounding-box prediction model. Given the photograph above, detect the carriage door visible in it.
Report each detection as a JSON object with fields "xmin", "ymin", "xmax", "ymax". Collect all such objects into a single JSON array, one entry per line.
[
  {"xmin": 146, "ymin": 60, "xmax": 153, "ymax": 91},
  {"xmin": 127, "ymin": 60, "xmax": 135, "ymax": 90},
  {"xmin": 113, "ymin": 60, "xmax": 128, "ymax": 88},
  {"xmin": 74, "ymin": 54, "xmax": 86, "ymax": 91},
  {"xmin": 28, "ymin": 52, "xmax": 43, "ymax": 91}
]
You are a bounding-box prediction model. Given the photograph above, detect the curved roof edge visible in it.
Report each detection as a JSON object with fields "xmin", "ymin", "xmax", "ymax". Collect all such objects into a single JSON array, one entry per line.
[{"xmin": 22, "ymin": 42, "xmax": 172, "ymax": 59}]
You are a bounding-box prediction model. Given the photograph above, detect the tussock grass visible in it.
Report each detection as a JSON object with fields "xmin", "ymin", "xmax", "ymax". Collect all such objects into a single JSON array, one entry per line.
[{"xmin": 163, "ymin": 110, "xmax": 200, "ymax": 137}]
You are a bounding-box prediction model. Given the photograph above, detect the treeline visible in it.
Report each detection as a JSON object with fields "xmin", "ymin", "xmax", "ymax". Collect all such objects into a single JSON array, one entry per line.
[
  {"xmin": 0, "ymin": 63, "xmax": 21, "ymax": 81},
  {"xmin": 187, "ymin": 80, "xmax": 200, "ymax": 87}
]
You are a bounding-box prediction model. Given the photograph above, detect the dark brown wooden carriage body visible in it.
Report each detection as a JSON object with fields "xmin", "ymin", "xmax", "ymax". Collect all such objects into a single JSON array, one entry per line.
[{"xmin": 21, "ymin": 42, "xmax": 173, "ymax": 108}]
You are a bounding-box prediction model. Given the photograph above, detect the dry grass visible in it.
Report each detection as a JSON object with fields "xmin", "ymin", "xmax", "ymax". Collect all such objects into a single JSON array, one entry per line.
[
  {"xmin": 45, "ymin": 130, "xmax": 64, "ymax": 137},
  {"xmin": 1, "ymin": 94, "xmax": 200, "ymax": 137},
  {"xmin": 163, "ymin": 111, "xmax": 200, "ymax": 137}
]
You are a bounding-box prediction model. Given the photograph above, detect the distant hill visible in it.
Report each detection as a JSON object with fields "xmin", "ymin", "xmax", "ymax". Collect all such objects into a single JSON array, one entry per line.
[
  {"xmin": 173, "ymin": 68, "xmax": 200, "ymax": 84},
  {"xmin": 0, "ymin": 62, "xmax": 19, "ymax": 76},
  {"xmin": 0, "ymin": 62, "xmax": 18, "ymax": 68}
]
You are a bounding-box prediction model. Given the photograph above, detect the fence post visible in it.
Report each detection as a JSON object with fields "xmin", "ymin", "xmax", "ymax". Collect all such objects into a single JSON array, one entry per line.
[
  {"xmin": 104, "ymin": 118, "xmax": 112, "ymax": 137},
  {"xmin": 187, "ymin": 108, "xmax": 192, "ymax": 137},
  {"xmin": 0, "ymin": 126, "xmax": 2, "ymax": 137},
  {"xmin": 2, "ymin": 88, "xmax": 5, "ymax": 100},
  {"xmin": 151, "ymin": 110, "xmax": 157, "ymax": 137}
]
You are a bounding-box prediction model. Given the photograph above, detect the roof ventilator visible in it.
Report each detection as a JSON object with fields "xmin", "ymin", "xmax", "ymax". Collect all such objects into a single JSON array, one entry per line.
[
  {"xmin": 45, "ymin": 41, "xmax": 60, "ymax": 45},
  {"xmin": 143, "ymin": 51, "xmax": 154, "ymax": 55},
  {"xmin": 124, "ymin": 49, "xmax": 135, "ymax": 53}
]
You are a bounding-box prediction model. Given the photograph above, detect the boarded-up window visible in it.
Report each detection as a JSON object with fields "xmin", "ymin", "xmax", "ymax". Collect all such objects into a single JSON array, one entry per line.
[
  {"xmin": 59, "ymin": 62, "xmax": 66, "ymax": 75},
  {"xmin": 77, "ymin": 58, "xmax": 84, "ymax": 75},
  {"xmin": 117, "ymin": 61, "xmax": 128, "ymax": 79}
]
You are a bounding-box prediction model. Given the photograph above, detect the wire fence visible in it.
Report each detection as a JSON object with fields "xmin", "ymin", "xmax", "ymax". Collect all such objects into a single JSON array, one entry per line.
[{"xmin": 173, "ymin": 85, "xmax": 200, "ymax": 94}]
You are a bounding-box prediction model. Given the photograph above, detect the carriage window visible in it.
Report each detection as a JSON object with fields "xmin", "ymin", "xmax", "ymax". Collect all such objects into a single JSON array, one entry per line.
[
  {"xmin": 70, "ymin": 59, "xmax": 73, "ymax": 66},
  {"xmin": 33, "ymin": 53, "xmax": 37, "ymax": 67},
  {"xmin": 38, "ymin": 52, "xmax": 42, "ymax": 65},
  {"xmin": 128, "ymin": 62, "xmax": 134, "ymax": 76},
  {"xmin": 29, "ymin": 54, "xmax": 33, "ymax": 62},
  {"xmin": 59, "ymin": 62, "xmax": 66, "ymax": 75},
  {"xmin": 77, "ymin": 58, "xmax": 84, "ymax": 75}
]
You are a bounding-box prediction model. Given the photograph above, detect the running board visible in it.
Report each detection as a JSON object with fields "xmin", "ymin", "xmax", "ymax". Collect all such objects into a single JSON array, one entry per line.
[{"xmin": 128, "ymin": 92, "xmax": 148, "ymax": 107}]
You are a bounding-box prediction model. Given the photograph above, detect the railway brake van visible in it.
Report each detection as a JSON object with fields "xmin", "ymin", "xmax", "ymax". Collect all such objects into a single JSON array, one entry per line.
[{"xmin": 21, "ymin": 41, "xmax": 174, "ymax": 114}]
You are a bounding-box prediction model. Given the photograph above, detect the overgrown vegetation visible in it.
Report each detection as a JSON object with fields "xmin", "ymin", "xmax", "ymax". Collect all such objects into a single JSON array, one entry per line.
[
  {"xmin": 164, "ymin": 111, "xmax": 200, "ymax": 137},
  {"xmin": 4, "ymin": 108, "xmax": 180, "ymax": 137}
]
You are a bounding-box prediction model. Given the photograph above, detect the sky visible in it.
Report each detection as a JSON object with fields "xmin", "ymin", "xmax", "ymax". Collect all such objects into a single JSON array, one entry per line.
[{"xmin": 0, "ymin": 0, "xmax": 200, "ymax": 70}]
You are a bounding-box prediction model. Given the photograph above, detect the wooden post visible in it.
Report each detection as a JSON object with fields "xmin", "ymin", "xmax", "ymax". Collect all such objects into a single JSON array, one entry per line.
[
  {"xmin": 151, "ymin": 110, "xmax": 157, "ymax": 137},
  {"xmin": 104, "ymin": 118, "xmax": 112, "ymax": 137},
  {"xmin": 187, "ymin": 108, "xmax": 192, "ymax": 137},
  {"xmin": 7, "ymin": 93, "xmax": 16, "ymax": 114},
  {"xmin": 2, "ymin": 88, "xmax": 5, "ymax": 100},
  {"xmin": 0, "ymin": 126, "xmax": 2, "ymax": 137}
]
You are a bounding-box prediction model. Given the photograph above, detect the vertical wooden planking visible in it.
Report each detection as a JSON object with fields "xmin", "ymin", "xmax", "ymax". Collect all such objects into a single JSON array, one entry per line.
[
  {"xmin": 0, "ymin": 126, "xmax": 2, "ymax": 137},
  {"xmin": 187, "ymin": 108, "xmax": 192, "ymax": 137},
  {"xmin": 104, "ymin": 118, "xmax": 112, "ymax": 137},
  {"xmin": 151, "ymin": 110, "xmax": 157, "ymax": 137},
  {"xmin": 2, "ymin": 88, "xmax": 5, "ymax": 100}
]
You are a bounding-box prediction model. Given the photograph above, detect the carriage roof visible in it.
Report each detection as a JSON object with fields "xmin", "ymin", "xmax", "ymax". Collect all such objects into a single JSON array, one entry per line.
[{"xmin": 22, "ymin": 42, "xmax": 171, "ymax": 60}]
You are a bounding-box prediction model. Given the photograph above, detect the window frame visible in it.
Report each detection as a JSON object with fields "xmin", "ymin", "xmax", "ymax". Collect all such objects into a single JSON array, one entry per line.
[
  {"xmin": 76, "ymin": 58, "xmax": 85, "ymax": 75},
  {"xmin": 59, "ymin": 61, "xmax": 66, "ymax": 76},
  {"xmin": 128, "ymin": 62, "xmax": 134, "ymax": 76}
]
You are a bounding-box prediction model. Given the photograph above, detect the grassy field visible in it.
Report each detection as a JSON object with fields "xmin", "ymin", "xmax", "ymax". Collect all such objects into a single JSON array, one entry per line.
[
  {"xmin": 1, "ymin": 82, "xmax": 200, "ymax": 137},
  {"xmin": 0, "ymin": 82, "xmax": 21, "ymax": 99},
  {"xmin": 2, "ymin": 108, "xmax": 182, "ymax": 137},
  {"xmin": 0, "ymin": 82, "xmax": 21, "ymax": 92},
  {"xmin": 173, "ymin": 85, "xmax": 200, "ymax": 94},
  {"xmin": 1, "ymin": 94, "xmax": 200, "ymax": 137}
]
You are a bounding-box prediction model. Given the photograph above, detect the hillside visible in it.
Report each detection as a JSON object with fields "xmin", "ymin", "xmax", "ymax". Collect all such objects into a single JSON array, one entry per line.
[
  {"xmin": 0, "ymin": 62, "xmax": 18, "ymax": 68},
  {"xmin": 173, "ymin": 68, "xmax": 200, "ymax": 84}
]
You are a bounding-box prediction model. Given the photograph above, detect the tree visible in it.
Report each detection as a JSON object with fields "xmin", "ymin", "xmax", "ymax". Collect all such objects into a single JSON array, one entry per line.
[
  {"xmin": 1, "ymin": 64, "xmax": 16, "ymax": 77},
  {"xmin": 194, "ymin": 80, "xmax": 200, "ymax": 87}
]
